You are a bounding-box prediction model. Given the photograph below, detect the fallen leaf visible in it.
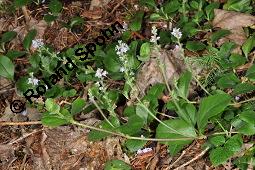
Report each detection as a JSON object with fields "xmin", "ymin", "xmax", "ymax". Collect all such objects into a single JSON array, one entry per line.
[
  {"xmin": 81, "ymin": 8, "xmax": 103, "ymax": 20},
  {"xmin": 213, "ymin": 9, "xmax": 255, "ymax": 54}
]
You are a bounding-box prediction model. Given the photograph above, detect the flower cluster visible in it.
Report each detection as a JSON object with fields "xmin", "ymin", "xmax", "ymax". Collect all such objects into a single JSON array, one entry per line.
[
  {"xmin": 136, "ymin": 147, "xmax": 153, "ymax": 155},
  {"xmin": 150, "ymin": 26, "xmax": 160, "ymax": 44},
  {"xmin": 115, "ymin": 40, "xmax": 129, "ymax": 56},
  {"xmin": 120, "ymin": 22, "xmax": 128, "ymax": 33},
  {"xmin": 95, "ymin": 68, "xmax": 108, "ymax": 79},
  {"xmin": 28, "ymin": 72, "xmax": 39, "ymax": 86},
  {"xmin": 171, "ymin": 28, "xmax": 182, "ymax": 39},
  {"xmin": 32, "ymin": 39, "xmax": 44, "ymax": 49},
  {"xmin": 94, "ymin": 68, "xmax": 108, "ymax": 91}
]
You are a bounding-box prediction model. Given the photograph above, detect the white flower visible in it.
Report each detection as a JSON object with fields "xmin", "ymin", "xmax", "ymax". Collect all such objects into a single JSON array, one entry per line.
[
  {"xmin": 150, "ymin": 26, "xmax": 160, "ymax": 43},
  {"xmin": 235, "ymin": 96, "xmax": 240, "ymax": 101},
  {"xmin": 20, "ymin": 109, "xmax": 27, "ymax": 116},
  {"xmin": 32, "ymin": 39, "xmax": 44, "ymax": 49},
  {"xmin": 137, "ymin": 147, "xmax": 153, "ymax": 155},
  {"xmin": 115, "ymin": 40, "xmax": 129, "ymax": 56},
  {"xmin": 134, "ymin": 4, "xmax": 139, "ymax": 10},
  {"xmin": 121, "ymin": 22, "xmax": 128, "ymax": 33},
  {"xmin": 120, "ymin": 67, "xmax": 125, "ymax": 72},
  {"xmin": 171, "ymin": 28, "xmax": 182, "ymax": 39},
  {"xmin": 28, "ymin": 77, "xmax": 39, "ymax": 86},
  {"xmin": 95, "ymin": 68, "xmax": 108, "ymax": 79}
]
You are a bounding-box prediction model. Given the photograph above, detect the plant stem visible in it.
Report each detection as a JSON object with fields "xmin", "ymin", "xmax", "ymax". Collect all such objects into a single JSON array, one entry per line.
[
  {"xmin": 71, "ymin": 120, "xmax": 195, "ymax": 142},
  {"xmin": 90, "ymin": 98, "xmax": 115, "ymax": 128}
]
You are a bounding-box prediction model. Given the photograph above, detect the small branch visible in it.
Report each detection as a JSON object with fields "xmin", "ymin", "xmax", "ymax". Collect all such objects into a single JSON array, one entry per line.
[
  {"xmin": 173, "ymin": 147, "xmax": 210, "ymax": 170},
  {"xmin": 109, "ymin": 0, "xmax": 125, "ymax": 15},
  {"xmin": 8, "ymin": 129, "xmax": 42, "ymax": 145},
  {"xmin": 0, "ymin": 121, "xmax": 41, "ymax": 126}
]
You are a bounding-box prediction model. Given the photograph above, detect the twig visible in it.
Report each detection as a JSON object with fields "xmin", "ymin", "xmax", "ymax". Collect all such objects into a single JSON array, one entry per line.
[
  {"xmin": 8, "ymin": 129, "xmax": 42, "ymax": 145},
  {"xmin": 109, "ymin": 0, "xmax": 125, "ymax": 15},
  {"xmin": 173, "ymin": 147, "xmax": 210, "ymax": 170},
  {"xmin": 0, "ymin": 121, "xmax": 42, "ymax": 126},
  {"xmin": 168, "ymin": 142, "xmax": 195, "ymax": 169}
]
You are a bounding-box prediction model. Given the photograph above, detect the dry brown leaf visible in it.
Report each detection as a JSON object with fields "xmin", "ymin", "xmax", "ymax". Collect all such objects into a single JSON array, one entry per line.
[
  {"xmin": 89, "ymin": 0, "xmax": 111, "ymax": 10},
  {"xmin": 12, "ymin": 18, "xmax": 47, "ymax": 50},
  {"xmin": 81, "ymin": 8, "xmax": 103, "ymax": 20},
  {"xmin": 213, "ymin": 9, "xmax": 255, "ymax": 53},
  {"xmin": 135, "ymin": 48, "xmax": 185, "ymax": 97}
]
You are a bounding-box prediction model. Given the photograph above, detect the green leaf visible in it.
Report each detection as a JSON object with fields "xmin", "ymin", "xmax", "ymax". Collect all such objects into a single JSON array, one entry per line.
[
  {"xmin": 210, "ymin": 147, "xmax": 231, "ymax": 166},
  {"xmin": 136, "ymin": 104, "xmax": 149, "ymax": 124},
  {"xmin": 118, "ymin": 115, "xmax": 144, "ymax": 135},
  {"xmin": 44, "ymin": 14, "xmax": 58, "ymax": 23},
  {"xmin": 0, "ymin": 55, "xmax": 15, "ymax": 80},
  {"xmin": 139, "ymin": 0, "xmax": 156, "ymax": 8},
  {"xmin": 209, "ymin": 136, "xmax": 225, "ymax": 147},
  {"xmin": 104, "ymin": 160, "xmax": 131, "ymax": 170},
  {"xmin": 45, "ymin": 98, "xmax": 60, "ymax": 113},
  {"xmin": 238, "ymin": 122, "xmax": 255, "ymax": 135},
  {"xmin": 70, "ymin": 16, "xmax": 84, "ymax": 28},
  {"xmin": 156, "ymin": 119, "xmax": 197, "ymax": 156},
  {"xmin": 229, "ymin": 53, "xmax": 246, "ymax": 68},
  {"xmin": 130, "ymin": 11, "xmax": 144, "ymax": 31},
  {"xmin": 1, "ymin": 31, "xmax": 17, "ymax": 43},
  {"xmin": 62, "ymin": 89, "xmax": 77, "ymax": 97},
  {"xmin": 138, "ymin": 42, "xmax": 150, "ymax": 61},
  {"xmin": 186, "ymin": 41, "xmax": 206, "ymax": 51},
  {"xmin": 233, "ymin": 83, "xmax": 255, "ymax": 95},
  {"xmin": 246, "ymin": 64, "xmax": 255, "ymax": 81},
  {"xmin": 6, "ymin": 50, "xmax": 26, "ymax": 60},
  {"xmin": 42, "ymin": 114, "xmax": 69, "ymax": 127},
  {"xmin": 125, "ymin": 139, "xmax": 147, "ymax": 152},
  {"xmin": 163, "ymin": 0, "xmax": 181, "ymax": 14},
  {"xmin": 197, "ymin": 93, "xmax": 232, "ymax": 133},
  {"xmin": 176, "ymin": 71, "xmax": 192, "ymax": 98},
  {"xmin": 49, "ymin": 0, "xmax": 62, "ymax": 14},
  {"xmin": 224, "ymin": 134, "xmax": 243, "ymax": 153},
  {"xmin": 88, "ymin": 119, "xmax": 115, "ymax": 141},
  {"xmin": 150, "ymin": 13, "xmax": 162, "ymax": 21},
  {"xmin": 71, "ymin": 98, "xmax": 86, "ymax": 115},
  {"xmin": 205, "ymin": 2, "xmax": 220, "ymax": 20},
  {"xmin": 147, "ymin": 83, "xmax": 165, "ymax": 97},
  {"xmin": 217, "ymin": 72, "xmax": 240, "ymax": 89},
  {"xmin": 210, "ymin": 29, "xmax": 231, "ymax": 44},
  {"xmin": 14, "ymin": 0, "xmax": 32, "ymax": 7},
  {"xmin": 223, "ymin": 0, "xmax": 252, "ymax": 12},
  {"xmin": 242, "ymin": 34, "xmax": 255, "ymax": 58},
  {"xmin": 239, "ymin": 110, "xmax": 255, "ymax": 125},
  {"xmin": 23, "ymin": 29, "xmax": 37, "ymax": 51}
]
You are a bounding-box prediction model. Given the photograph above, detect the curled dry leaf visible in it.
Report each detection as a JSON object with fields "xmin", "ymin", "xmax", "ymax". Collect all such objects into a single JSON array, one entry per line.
[{"xmin": 213, "ymin": 9, "xmax": 255, "ymax": 54}]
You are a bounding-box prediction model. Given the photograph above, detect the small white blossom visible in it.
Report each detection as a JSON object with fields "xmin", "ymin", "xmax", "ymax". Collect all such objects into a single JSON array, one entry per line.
[
  {"xmin": 115, "ymin": 40, "xmax": 129, "ymax": 56},
  {"xmin": 28, "ymin": 77, "xmax": 39, "ymax": 86},
  {"xmin": 32, "ymin": 39, "xmax": 44, "ymax": 49},
  {"xmin": 95, "ymin": 68, "xmax": 108, "ymax": 79},
  {"xmin": 121, "ymin": 22, "xmax": 128, "ymax": 33},
  {"xmin": 41, "ymin": 0, "xmax": 45, "ymax": 3},
  {"xmin": 150, "ymin": 26, "xmax": 160, "ymax": 43},
  {"xmin": 20, "ymin": 109, "xmax": 27, "ymax": 116},
  {"xmin": 235, "ymin": 96, "xmax": 240, "ymax": 101},
  {"xmin": 134, "ymin": 4, "xmax": 139, "ymax": 10},
  {"xmin": 120, "ymin": 67, "xmax": 125, "ymax": 72},
  {"xmin": 137, "ymin": 147, "xmax": 153, "ymax": 155},
  {"xmin": 171, "ymin": 28, "xmax": 182, "ymax": 39}
]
